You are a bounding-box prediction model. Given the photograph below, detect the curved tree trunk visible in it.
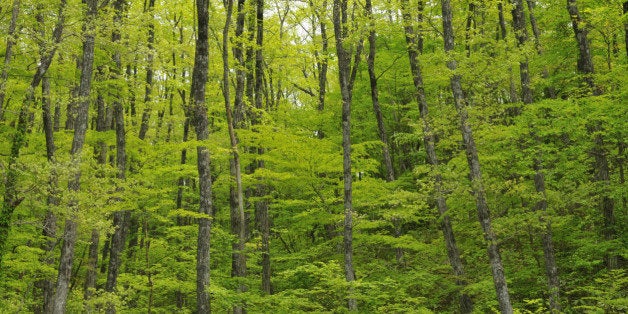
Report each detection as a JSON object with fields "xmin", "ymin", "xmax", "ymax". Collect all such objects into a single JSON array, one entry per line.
[{"xmin": 441, "ymin": 0, "xmax": 513, "ymax": 312}]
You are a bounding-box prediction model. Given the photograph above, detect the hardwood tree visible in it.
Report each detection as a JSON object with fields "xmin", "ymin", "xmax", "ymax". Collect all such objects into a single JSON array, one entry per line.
[{"xmin": 441, "ymin": 0, "xmax": 513, "ymax": 312}]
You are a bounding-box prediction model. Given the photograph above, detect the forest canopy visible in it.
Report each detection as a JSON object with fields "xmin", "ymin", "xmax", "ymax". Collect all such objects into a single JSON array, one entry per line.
[{"xmin": 0, "ymin": 0, "xmax": 626, "ymax": 313}]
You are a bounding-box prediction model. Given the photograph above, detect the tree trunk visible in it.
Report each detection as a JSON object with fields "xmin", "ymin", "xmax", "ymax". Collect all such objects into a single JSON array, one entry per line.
[
  {"xmin": 193, "ymin": 0, "xmax": 214, "ymax": 312},
  {"xmin": 105, "ymin": 3, "xmax": 129, "ymax": 311},
  {"xmin": 253, "ymin": 0, "xmax": 272, "ymax": 296},
  {"xmin": 0, "ymin": 0, "xmax": 66, "ymax": 269},
  {"xmin": 222, "ymin": 2, "xmax": 248, "ymax": 312},
  {"xmin": 332, "ymin": 0, "xmax": 362, "ymax": 310},
  {"xmin": 567, "ymin": 0, "xmax": 597, "ymax": 93},
  {"xmin": 441, "ymin": 0, "xmax": 513, "ymax": 312},
  {"xmin": 532, "ymin": 153, "xmax": 562, "ymax": 312},
  {"xmin": 138, "ymin": 0, "xmax": 156, "ymax": 140},
  {"xmin": 401, "ymin": 0, "xmax": 472, "ymax": 311},
  {"xmin": 84, "ymin": 229, "xmax": 100, "ymax": 299},
  {"xmin": 624, "ymin": 2, "xmax": 628, "ymax": 57},
  {"xmin": 53, "ymin": 0, "xmax": 97, "ymax": 312},
  {"xmin": 366, "ymin": 0, "xmax": 395, "ymax": 182},
  {"xmin": 233, "ymin": 0, "xmax": 248, "ymax": 128},
  {"xmin": 510, "ymin": 0, "xmax": 533, "ymax": 104},
  {"xmin": 0, "ymin": 0, "xmax": 20, "ymax": 121},
  {"xmin": 41, "ymin": 74, "xmax": 58, "ymax": 314},
  {"xmin": 589, "ymin": 124, "xmax": 617, "ymax": 270}
]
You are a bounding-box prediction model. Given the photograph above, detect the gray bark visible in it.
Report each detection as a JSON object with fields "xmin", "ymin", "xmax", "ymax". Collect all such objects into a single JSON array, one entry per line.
[
  {"xmin": 532, "ymin": 152, "xmax": 562, "ymax": 312},
  {"xmin": 0, "ymin": 0, "xmax": 20, "ymax": 121},
  {"xmin": 510, "ymin": 0, "xmax": 533, "ymax": 104},
  {"xmin": 401, "ymin": 0, "xmax": 471, "ymax": 311},
  {"xmin": 1, "ymin": 0, "xmax": 66, "ymax": 269},
  {"xmin": 333, "ymin": 0, "xmax": 362, "ymax": 310},
  {"xmin": 222, "ymin": 2, "xmax": 248, "ymax": 312},
  {"xmin": 105, "ymin": 3, "xmax": 129, "ymax": 309},
  {"xmin": 193, "ymin": 0, "xmax": 214, "ymax": 312},
  {"xmin": 138, "ymin": 0, "xmax": 156, "ymax": 140},
  {"xmin": 441, "ymin": 0, "xmax": 513, "ymax": 312},
  {"xmin": 567, "ymin": 0, "xmax": 597, "ymax": 93},
  {"xmin": 53, "ymin": 0, "xmax": 98, "ymax": 312},
  {"xmin": 41, "ymin": 74, "xmax": 58, "ymax": 314},
  {"xmin": 366, "ymin": 0, "xmax": 395, "ymax": 182},
  {"xmin": 84, "ymin": 229, "xmax": 100, "ymax": 299},
  {"xmin": 589, "ymin": 124, "xmax": 617, "ymax": 270}
]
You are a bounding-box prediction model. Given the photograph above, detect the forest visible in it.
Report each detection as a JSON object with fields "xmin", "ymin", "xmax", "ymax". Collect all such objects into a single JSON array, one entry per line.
[{"xmin": 0, "ymin": 0, "xmax": 626, "ymax": 312}]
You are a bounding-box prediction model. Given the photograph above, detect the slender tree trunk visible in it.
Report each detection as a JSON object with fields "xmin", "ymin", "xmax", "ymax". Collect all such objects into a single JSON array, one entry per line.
[
  {"xmin": 510, "ymin": 0, "xmax": 533, "ymax": 104},
  {"xmin": 84, "ymin": 229, "xmax": 100, "ymax": 299},
  {"xmin": 567, "ymin": 0, "xmax": 597, "ymax": 93},
  {"xmin": 192, "ymin": 0, "xmax": 214, "ymax": 312},
  {"xmin": 366, "ymin": 0, "xmax": 395, "ymax": 182},
  {"xmin": 253, "ymin": 0, "xmax": 272, "ymax": 296},
  {"xmin": 624, "ymin": 2, "xmax": 628, "ymax": 57},
  {"xmin": 333, "ymin": 0, "xmax": 362, "ymax": 310},
  {"xmin": 0, "ymin": 0, "xmax": 66, "ymax": 269},
  {"xmin": 41, "ymin": 74, "xmax": 58, "ymax": 314},
  {"xmin": 53, "ymin": 1, "xmax": 97, "ymax": 312},
  {"xmin": 223, "ymin": 1, "xmax": 248, "ymax": 311},
  {"xmin": 138, "ymin": 0, "xmax": 156, "ymax": 140},
  {"xmin": 531, "ymin": 151, "xmax": 562, "ymax": 312},
  {"xmin": 589, "ymin": 124, "xmax": 617, "ymax": 270},
  {"xmin": 105, "ymin": 3, "xmax": 129, "ymax": 312},
  {"xmin": 441, "ymin": 0, "xmax": 513, "ymax": 312},
  {"xmin": 0, "ymin": 0, "xmax": 20, "ymax": 121},
  {"xmin": 233, "ymin": 0, "xmax": 248, "ymax": 128},
  {"xmin": 401, "ymin": 1, "xmax": 471, "ymax": 311}
]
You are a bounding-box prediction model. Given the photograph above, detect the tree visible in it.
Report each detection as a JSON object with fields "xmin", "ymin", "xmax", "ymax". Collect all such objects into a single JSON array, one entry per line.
[
  {"xmin": 400, "ymin": 0, "xmax": 472, "ymax": 311},
  {"xmin": 191, "ymin": 0, "xmax": 213, "ymax": 312},
  {"xmin": 0, "ymin": 0, "xmax": 20, "ymax": 122},
  {"xmin": 332, "ymin": 0, "xmax": 363, "ymax": 310},
  {"xmin": 0, "ymin": 0, "xmax": 66, "ymax": 270},
  {"xmin": 52, "ymin": 0, "xmax": 98, "ymax": 312},
  {"xmin": 440, "ymin": 0, "xmax": 513, "ymax": 312}
]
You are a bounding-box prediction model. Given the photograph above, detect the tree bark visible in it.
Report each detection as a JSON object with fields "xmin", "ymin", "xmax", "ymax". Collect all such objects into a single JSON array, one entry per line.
[
  {"xmin": 567, "ymin": 0, "xmax": 597, "ymax": 93},
  {"xmin": 84, "ymin": 229, "xmax": 100, "ymax": 299},
  {"xmin": 366, "ymin": 0, "xmax": 395, "ymax": 182},
  {"xmin": 589, "ymin": 124, "xmax": 617, "ymax": 270},
  {"xmin": 531, "ymin": 152, "xmax": 562, "ymax": 312},
  {"xmin": 105, "ymin": 3, "xmax": 129, "ymax": 311},
  {"xmin": 253, "ymin": 0, "xmax": 272, "ymax": 296},
  {"xmin": 624, "ymin": 2, "xmax": 628, "ymax": 57},
  {"xmin": 0, "ymin": 0, "xmax": 66, "ymax": 269},
  {"xmin": 233, "ymin": 0, "xmax": 248, "ymax": 128},
  {"xmin": 138, "ymin": 0, "xmax": 156, "ymax": 140},
  {"xmin": 510, "ymin": 0, "xmax": 533, "ymax": 104},
  {"xmin": 0, "ymin": 0, "xmax": 20, "ymax": 121},
  {"xmin": 192, "ymin": 0, "xmax": 214, "ymax": 312},
  {"xmin": 223, "ymin": 1, "xmax": 248, "ymax": 311},
  {"xmin": 401, "ymin": 0, "xmax": 472, "ymax": 311},
  {"xmin": 332, "ymin": 0, "xmax": 361, "ymax": 310},
  {"xmin": 41, "ymin": 74, "xmax": 58, "ymax": 314},
  {"xmin": 53, "ymin": 0, "xmax": 97, "ymax": 312},
  {"xmin": 441, "ymin": 0, "xmax": 513, "ymax": 312}
]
